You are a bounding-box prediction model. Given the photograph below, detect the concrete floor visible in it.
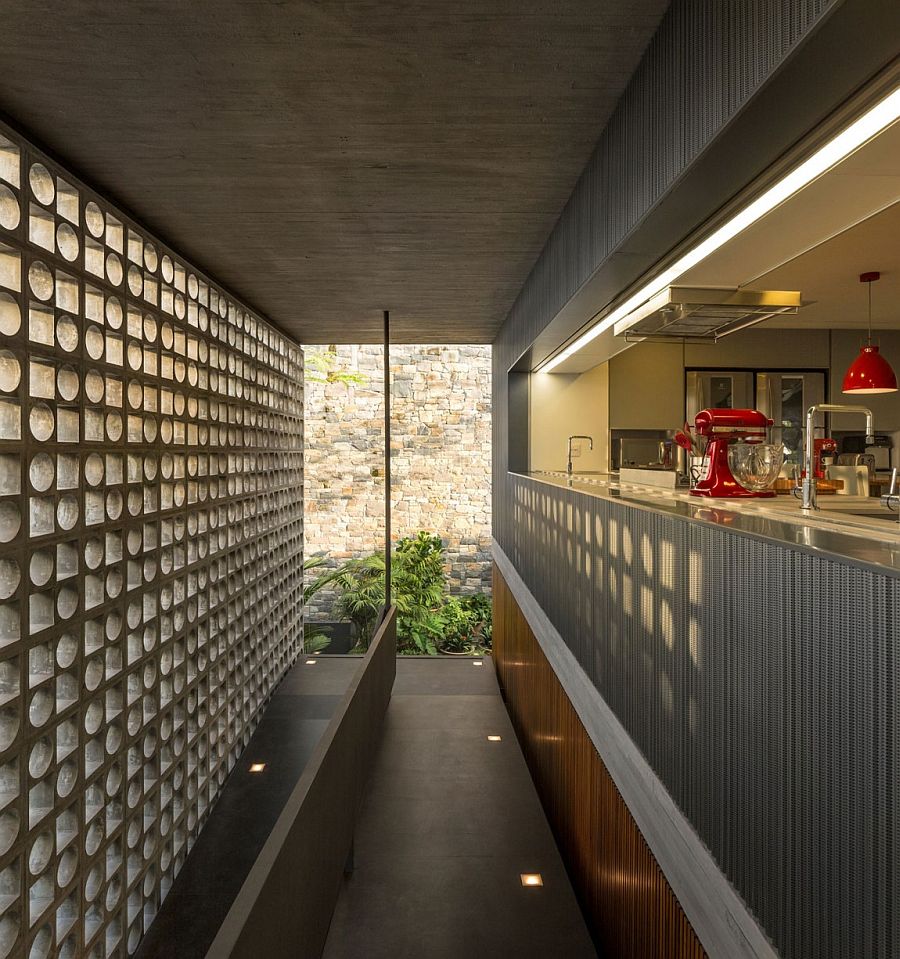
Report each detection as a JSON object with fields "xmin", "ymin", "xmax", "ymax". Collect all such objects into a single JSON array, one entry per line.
[
  {"xmin": 322, "ymin": 657, "xmax": 597, "ymax": 959},
  {"xmin": 135, "ymin": 655, "xmax": 596, "ymax": 958},
  {"xmin": 135, "ymin": 656, "xmax": 360, "ymax": 959}
]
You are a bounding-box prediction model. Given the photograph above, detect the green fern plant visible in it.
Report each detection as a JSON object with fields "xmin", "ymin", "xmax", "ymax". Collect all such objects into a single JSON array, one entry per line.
[
  {"xmin": 435, "ymin": 594, "xmax": 492, "ymax": 654},
  {"xmin": 334, "ymin": 554, "xmax": 385, "ymax": 647},
  {"xmin": 325, "ymin": 533, "xmax": 492, "ymax": 656},
  {"xmin": 333, "ymin": 532, "xmax": 446, "ymax": 654},
  {"xmin": 302, "ymin": 554, "xmax": 351, "ymax": 654}
]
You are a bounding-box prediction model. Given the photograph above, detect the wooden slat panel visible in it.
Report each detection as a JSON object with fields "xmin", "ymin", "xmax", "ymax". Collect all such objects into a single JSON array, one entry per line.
[{"xmin": 493, "ymin": 565, "xmax": 706, "ymax": 959}]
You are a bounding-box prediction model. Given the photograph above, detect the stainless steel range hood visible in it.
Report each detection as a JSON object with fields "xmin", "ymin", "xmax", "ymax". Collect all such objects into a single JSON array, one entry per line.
[{"xmin": 613, "ymin": 286, "xmax": 802, "ymax": 341}]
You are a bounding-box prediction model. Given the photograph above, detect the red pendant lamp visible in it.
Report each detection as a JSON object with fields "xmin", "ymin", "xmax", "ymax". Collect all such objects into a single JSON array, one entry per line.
[{"xmin": 842, "ymin": 271, "xmax": 897, "ymax": 394}]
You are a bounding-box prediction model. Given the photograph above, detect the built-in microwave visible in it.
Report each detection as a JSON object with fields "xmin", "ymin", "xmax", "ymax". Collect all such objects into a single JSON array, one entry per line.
[{"xmin": 609, "ymin": 430, "xmax": 677, "ymax": 471}]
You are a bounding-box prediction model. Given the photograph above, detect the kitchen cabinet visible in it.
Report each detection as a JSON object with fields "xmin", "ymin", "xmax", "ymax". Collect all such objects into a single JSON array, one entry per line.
[{"xmin": 608, "ymin": 342, "xmax": 682, "ymax": 428}]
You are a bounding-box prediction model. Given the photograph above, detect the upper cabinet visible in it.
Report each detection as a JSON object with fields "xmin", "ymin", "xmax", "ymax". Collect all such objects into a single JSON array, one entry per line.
[{"xmin": 608, "ymin": 342, "xmax": 682, "ymax": 429}]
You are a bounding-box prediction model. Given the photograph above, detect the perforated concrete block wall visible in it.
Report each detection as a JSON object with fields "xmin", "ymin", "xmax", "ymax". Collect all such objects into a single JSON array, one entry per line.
[{"xmin": 0, "ymin": 123, "xmax": 304, "ymax": 958}]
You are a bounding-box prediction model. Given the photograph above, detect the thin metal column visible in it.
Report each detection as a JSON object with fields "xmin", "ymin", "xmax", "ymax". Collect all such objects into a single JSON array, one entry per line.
[{"xmin": 384, "ymin": 309, "xmax": 391, "ymax": 609}]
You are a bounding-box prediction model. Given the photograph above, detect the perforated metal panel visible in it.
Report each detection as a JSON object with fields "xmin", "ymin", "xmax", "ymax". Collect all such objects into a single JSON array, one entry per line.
[
  {"xmin": 0, "ymin": 123, "xmax": 303, "ymax": 957},
  {"xmin": 506, "ymin": 474, "xmax": 900, "ymax": 959},
  {"xmin": 494, "ymin": 0, "xmax": 836, "ymax": 362}
]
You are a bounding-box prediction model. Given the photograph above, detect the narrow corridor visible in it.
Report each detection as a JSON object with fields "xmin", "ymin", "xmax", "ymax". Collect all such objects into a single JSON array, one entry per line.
[{"xmin": 321, "ymin": 658, "xmax": 596, "ymax": 959}]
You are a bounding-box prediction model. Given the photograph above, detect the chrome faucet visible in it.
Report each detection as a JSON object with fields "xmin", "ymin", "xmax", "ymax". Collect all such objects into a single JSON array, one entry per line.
[
  {"xmin": 567, "ymin": 435, "xmax": 593, "ymax": 475},
  {"xmin": 881, "ymin": 468, "xmax": 900, "ymax": 520},
  {"xmin": 795, "ymin": 404, "xmax": 874, "ymax": 510}
]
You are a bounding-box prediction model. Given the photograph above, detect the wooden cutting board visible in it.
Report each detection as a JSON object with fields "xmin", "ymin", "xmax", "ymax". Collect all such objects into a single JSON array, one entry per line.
[{"xmin": 772, "ymin": 478, "xmax": 843, "ymax": 495}]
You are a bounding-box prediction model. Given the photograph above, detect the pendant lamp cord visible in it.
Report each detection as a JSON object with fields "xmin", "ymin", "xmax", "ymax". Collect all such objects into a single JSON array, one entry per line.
[{"xmin": 867, "ymin": 279, "xmax": 873, "ymax": 346}]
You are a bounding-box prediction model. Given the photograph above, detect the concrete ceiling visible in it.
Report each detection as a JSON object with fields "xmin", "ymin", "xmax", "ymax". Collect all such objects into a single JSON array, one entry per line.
[{"xmin": 0, "ymin": 1, "xmax": 668, "ymax": 344}]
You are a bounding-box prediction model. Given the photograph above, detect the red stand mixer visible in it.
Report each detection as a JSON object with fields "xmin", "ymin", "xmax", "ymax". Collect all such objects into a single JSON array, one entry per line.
[
  {"xmin": 812, "ymin": 437, "xmax": 838, "ymax": 479},
  {"xmin": 689, "ymin": 408, "xmax": 779, "ymax": 498}
]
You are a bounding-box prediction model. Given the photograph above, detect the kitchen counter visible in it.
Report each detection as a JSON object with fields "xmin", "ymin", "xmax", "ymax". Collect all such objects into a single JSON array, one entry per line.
[{"xmin": 522, "ymin": 470, "xmax": 900, "ymax": 577}]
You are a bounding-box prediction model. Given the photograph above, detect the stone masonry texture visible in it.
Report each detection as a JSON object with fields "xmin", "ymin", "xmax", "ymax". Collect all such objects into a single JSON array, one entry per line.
[{"xmin": 303, "ymin": 345, "xmax": 491, "ymax": 621}]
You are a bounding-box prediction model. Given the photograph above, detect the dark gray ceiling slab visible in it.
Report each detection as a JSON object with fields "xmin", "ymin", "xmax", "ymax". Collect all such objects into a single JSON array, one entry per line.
[{"xmin": 0, "ymin": 0, "xmax": 668, "ymax": 343}]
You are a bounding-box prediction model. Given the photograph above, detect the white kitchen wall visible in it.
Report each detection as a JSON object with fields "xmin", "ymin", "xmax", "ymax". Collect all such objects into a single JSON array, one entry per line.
[{"xmin": 530, "ymin": 363, "xmax": 609, "ymax": 471}]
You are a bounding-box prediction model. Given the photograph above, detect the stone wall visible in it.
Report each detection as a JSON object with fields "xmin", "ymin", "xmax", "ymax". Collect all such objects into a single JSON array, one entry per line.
[{"xmin": 303, "ymin": 345, "xmax": 491, "ymax": 621}]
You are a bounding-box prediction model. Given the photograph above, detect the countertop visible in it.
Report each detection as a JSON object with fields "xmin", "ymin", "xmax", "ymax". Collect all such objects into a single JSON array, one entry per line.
[{"xmin": 516, "ymin": 470, "xmax": 900, "ymax": 578}]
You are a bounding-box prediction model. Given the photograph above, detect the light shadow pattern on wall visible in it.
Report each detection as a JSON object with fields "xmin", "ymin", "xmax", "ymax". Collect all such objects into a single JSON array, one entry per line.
[
  {"xmin": 0, "ymin": 123, "xmax": 304, "ymax": 957},
  {"xmin": 507, "ymin": 474, "xmax": 899, "ymax": 959}
]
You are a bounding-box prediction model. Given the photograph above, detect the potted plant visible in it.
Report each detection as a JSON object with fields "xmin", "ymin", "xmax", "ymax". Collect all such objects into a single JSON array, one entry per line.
[{"xmin": 437, "ymin": 594, "xmax": 492, "ymax": 656}]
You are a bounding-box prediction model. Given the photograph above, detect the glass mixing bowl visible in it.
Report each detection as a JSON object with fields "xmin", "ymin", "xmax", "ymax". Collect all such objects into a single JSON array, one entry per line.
[{"xmin": 727, "ymin": 442, "xmax": 784, "ymax": 491}]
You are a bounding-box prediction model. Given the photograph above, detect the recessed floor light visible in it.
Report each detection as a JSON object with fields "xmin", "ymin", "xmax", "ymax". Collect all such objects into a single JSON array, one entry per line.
[
  {"xmin": 249, "ymin": 763, "xmax": 266, "ymax": 773},
  {"xmin": 487, "ymin": 735, "xmax": 502, "ymax": 742},
  {"xmin": 520, "ymin": 873, "xmax": 543, "ymax": 887},
  {"xmin": 305, "ymin": 659, "xmax": 317, "ymax": 665},
  {"xmin": 472, "ymin": 660, "xmax": 483, "ymax": 667}
]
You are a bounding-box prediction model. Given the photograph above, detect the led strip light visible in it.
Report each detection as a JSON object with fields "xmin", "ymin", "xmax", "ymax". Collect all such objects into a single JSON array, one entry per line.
[{"xmin": 540, "ymin": 84, "xmax": 900, "ymax": 372}]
